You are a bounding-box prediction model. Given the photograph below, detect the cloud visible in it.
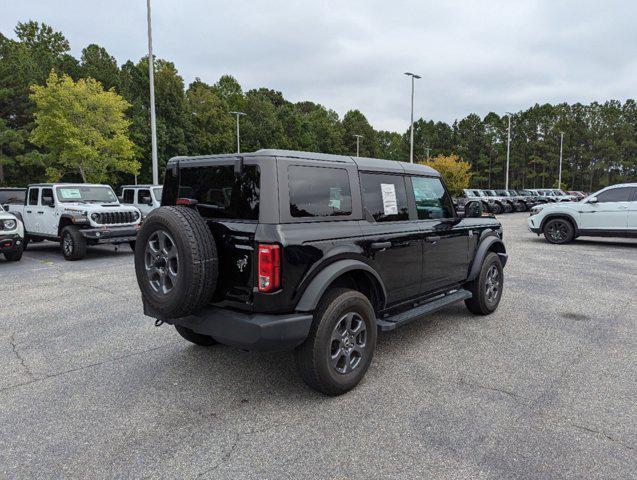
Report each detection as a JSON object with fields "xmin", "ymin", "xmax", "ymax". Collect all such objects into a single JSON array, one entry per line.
[{"xmin": 2, "ymin": 0, "xmax": 636, "ymax": 131}]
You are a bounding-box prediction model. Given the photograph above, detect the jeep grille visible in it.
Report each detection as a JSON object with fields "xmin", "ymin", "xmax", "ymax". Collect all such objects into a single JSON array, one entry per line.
[{"xmin": 96, "ymin": 211, "xmax": 135, "ymax": 225}]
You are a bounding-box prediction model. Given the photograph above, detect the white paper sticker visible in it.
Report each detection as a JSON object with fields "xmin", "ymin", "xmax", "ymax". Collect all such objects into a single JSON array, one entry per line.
[
  {"xmin": 380, "ymin": 183, "xmax": 398, "ymax": 215},
  {"xmin": 59, "ymin": 188, "xmax": 82, "ymax": 199}
]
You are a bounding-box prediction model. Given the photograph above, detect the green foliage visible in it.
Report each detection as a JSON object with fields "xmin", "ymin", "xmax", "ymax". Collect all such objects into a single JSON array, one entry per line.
[
  {"xmin": 29, "ymin": 71, "xmax": 138, "ymax": 183},
  {"xmin": 0, "ymin": 20, "xmax": 636, "ymax": 191}
]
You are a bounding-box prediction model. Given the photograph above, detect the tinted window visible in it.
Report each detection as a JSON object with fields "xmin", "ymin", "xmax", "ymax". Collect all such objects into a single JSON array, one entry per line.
[
  {"xmin": 28, "ymin": 188, "xmax": 39, "ymax": 205},
  {"xmin": 412, "ymin": 176, "xmax": 455, "ymax": 219},
  {"xmin": 41, "ymin": 188, "xmax": 54, "ymax": 206},
  {"xmin": 0, "ymin": 190, "xmax": 26, "ymax": 205},
  {"xmin": 360, "ymin": 173, "xmax": 409, "ymax": 222},
  {"xmin": 288, "ymin": 165, "xmax": 352, "ymax": 218},
  {"xmin": 596, "ymin": 187, "xmax": 632, "ymax": 203},
  {"xmin": 138, "ymin": 189, "xmax": 151, "ymax": 204},
  {"xmin": 122, "ymin": 189, "xmax": 134, "ymax": 203},
  {"xmin": 178, "ymin": 164, "xmax": 260, "ymax": 220}
]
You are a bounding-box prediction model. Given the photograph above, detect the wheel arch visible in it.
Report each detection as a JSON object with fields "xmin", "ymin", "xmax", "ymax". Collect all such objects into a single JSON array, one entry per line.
[
  {"xmin": 467, "ymin": 235, "xmax": 507, "ymax": 282},
  {"xmin": 295, "ymin": 259, "xmax": 387, "ymax": 314}
]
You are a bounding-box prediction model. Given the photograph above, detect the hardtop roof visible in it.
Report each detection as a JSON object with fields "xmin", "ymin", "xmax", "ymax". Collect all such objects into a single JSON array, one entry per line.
[{"xmin": 167, "ymin": 149, "xmax": 440, "ymax": 176}]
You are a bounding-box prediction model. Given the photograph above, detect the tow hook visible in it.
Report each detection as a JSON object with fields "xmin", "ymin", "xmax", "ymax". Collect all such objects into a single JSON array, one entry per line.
[{"xmin": 155, "ymin": 319, "xmax": 164, "ymax": 327}]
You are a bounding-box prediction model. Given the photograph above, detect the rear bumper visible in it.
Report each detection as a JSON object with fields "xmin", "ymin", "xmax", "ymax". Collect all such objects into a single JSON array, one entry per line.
[
  {"xmin": 144, "ymin": 302, "xmax": 313, "ymax": 352},
  {"xmin": 0, "ymin": 233, "xmax": 23, "ymax": 253},
  {"xmin": 80, "ymin": 225, "xmax": 139, "ymax": 243}
]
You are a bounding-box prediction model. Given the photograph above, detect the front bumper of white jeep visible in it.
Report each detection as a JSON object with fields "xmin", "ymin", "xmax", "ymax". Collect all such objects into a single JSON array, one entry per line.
[{"xmin": 80, "ymin": 224, "xmax": 140, "ymax": 243}]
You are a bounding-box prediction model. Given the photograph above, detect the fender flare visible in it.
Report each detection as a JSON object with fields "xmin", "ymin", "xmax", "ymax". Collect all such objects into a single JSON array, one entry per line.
[
  {"xmin": 295, "ymin": 259, "xmax": 388, "ymax": 312},
  {"xmin": 467, "ymin": 235, "xmax": 508, "ymax": 281},
  {"xmin": 10, "ymin": 211, "xmax": 24, "ymax": 223}
]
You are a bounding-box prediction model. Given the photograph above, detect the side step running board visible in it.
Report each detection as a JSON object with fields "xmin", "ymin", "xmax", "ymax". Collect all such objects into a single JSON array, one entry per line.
[{"xmin": 376, "ymin": 289, "xmax": 472, "ymax": 331}]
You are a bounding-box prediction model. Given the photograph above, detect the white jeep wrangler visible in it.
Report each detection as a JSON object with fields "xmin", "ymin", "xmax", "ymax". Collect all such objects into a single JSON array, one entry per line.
[
  {"xmin": 9, "ymin": 183, "xmax": 141, "ymax": 260},
  {"xmin": 0, "ymin": 204, "xmax": 24, "ymax": 262},
  {"xmin": 120, "ymin": 184, "xmax": 162, "ymax": 218}
]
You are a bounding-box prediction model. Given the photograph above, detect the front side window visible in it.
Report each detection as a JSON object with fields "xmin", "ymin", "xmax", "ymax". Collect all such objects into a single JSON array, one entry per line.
[
  {"xmin": 137, "ymin": 189, "xmax": 151, "ymax": 204},
  {"xmin": 411, "ymin": 176, "xmax": 455, "ymax": 220},
  {"xmin": 360, "ymin": 173, "xmax": 409, "ymax": 222},
  {"xmin": 595, "ymin": 187, "xmax": 632, "ymax": 203},
  {"xmin": 41, "ymin": 188, "xmax": 54, "ymax": 206},
  {"xmin": 28, "ymin": 188, "xmax": 39, "ymax": 205},
  {"xmin": 288, "ymin": 165, "xmax": 352, "ymax": 218},
  {"xmin": 56, "ymin": 186, "xmax": 118, "ymax": 203},
  {"xmin": 178, "ymin": 164, "xmax": 260, "ymax": 220},
  {"xmin": 122, "ymin": 189, "xmax": 134, "ymax": 204}
]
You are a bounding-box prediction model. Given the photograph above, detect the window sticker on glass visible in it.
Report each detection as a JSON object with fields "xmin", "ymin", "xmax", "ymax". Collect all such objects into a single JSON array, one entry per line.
[
  {"xmin": 328, "ymin": 187, "xmax": 342, "ymax": 209},
  {"xmin": 59, "ymin": 188, "xmax": 82, "ymax": 199},
  {"xmin": 381, "ymin": 183, "xmax": 398, "ymax": 215}
]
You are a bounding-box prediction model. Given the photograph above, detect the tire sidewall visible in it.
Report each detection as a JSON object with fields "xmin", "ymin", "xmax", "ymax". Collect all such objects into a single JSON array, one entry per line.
[
  {"xmin": 314, "ymin": 292, "xmax": 377, "ymax": 392},
  {"xmin": 473, "ymin": 252, "xmax": 504, "ymax": 314}
]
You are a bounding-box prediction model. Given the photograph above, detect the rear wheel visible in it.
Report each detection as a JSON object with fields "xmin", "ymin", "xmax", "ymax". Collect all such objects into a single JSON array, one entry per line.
[
  {"xmin": 543, "ymin": 218, "xmax": 574, "ymax": 244},
  {"xmin": 295, "ymin": 288, "xmax": 377, "ymax": 396},
  {"xmin": 490, "ymin": 202, "xmax": 502, "ymax": 215},
  {"xmin": 61, "ymin": 226, "xmax": 87, "ymax": 261},
  {"xmin": 174, "ymin": 325, "xmax": 218, "ymax": 346},
  {"xmin": 515, "ymin": 202, "xmax": 527, "ymax": 212},
  {"xmin": 465, "ymin": 252, "xmax": 503, "ymax": 315}
]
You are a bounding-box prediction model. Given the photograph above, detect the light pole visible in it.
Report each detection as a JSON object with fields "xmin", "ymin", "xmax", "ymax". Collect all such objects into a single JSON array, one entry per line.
[
  {"xmin": 404, "ymin": 72, "xmax": 421, "ymax": 163},
  {"xmin": 146, "ymin": 0, "xmax": 158, "ymax": 185},
  {"xmin": 505, "ymin": 112, "xmax": 513, "ymax": 190},
  {"xmin": 353, "ymin": 134, "xmax": 364, "ymax": 157},
  {"xmin": 558, "ymin": 131, "xmax": 564, "ymax": 188},
  {"xmin": 229, "ymin": 111, "xmax": 246, "ymax": 153}
]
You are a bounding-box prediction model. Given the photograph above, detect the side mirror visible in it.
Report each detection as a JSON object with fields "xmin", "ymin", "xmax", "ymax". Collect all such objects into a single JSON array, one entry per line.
[
  {"xmin": 587, "ymin": 196, "xmax": 598, "ymax": 204},
  {"xmin": 466, "ymin": 202, "xmax": 483, "ymax": 218}
]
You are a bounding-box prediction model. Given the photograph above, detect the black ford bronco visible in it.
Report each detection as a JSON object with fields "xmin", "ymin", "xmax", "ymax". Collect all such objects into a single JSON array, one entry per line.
[{"xmin": 135, "ymin": 150, "xmax": 507, "ymax": 395}]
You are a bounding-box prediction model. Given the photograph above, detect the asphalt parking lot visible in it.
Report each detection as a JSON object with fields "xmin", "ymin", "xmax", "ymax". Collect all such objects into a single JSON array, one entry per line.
[{"xmin": 1, "ymin": 213, "xmax": 635, "ymax": 479}]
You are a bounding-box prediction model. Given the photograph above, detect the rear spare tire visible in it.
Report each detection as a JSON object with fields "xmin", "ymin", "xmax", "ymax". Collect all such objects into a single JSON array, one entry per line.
[{"xmin": 134, "ymin": 206, "xmax": 218, "ymax": 319}]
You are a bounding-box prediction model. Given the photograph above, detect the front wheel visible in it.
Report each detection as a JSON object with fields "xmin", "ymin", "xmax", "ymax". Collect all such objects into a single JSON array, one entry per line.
[
  {"xmin": 490, "ymin": 202, "xmax": 502, "ymax": 215},
  {"xmin": 543, "ymin": 218, "xmax": 574, "ymax": 244},
  {"xmin": 295, "ymin": 288, "xmax": 377, "ymax": 396},
  {"xmin": 4, "ymin": 248, "xmax": 23, "ymax": 262},
  {"xmin": 465, "ymin": 252, "xmax": 504, "ymax": 315},
  {"xmin": 61, "ymin": 226, "xmax": 87, "ymax": 260}
]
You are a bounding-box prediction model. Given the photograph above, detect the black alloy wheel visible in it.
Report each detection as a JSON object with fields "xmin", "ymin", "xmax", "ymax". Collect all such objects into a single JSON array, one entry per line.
[
  {"xmin": 543, "ymin": 218, "xmax": 574, "ymax": 244},
  {"xmin": 145, "ymin": 229, "xmax": 179, "ymax": 295},
  {"xmin": 330, "ymin": 312, "xmax": 367, "ymax": 374}
]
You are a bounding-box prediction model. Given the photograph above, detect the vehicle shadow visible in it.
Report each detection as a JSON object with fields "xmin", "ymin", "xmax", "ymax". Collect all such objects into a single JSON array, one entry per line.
[{"xmin": 24, "ymin": 241, "xmax": 134, "ymax": 262}]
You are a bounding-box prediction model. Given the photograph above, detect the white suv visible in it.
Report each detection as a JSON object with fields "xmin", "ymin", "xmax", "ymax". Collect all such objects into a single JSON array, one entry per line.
[{"xmin": 528, "ymin": 183, "xmax": 637, "ymax": 243}]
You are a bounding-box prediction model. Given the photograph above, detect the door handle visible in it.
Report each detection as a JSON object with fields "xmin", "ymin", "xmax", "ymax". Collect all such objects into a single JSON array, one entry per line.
[
  {"xmin": 370, "ymin": 241, "xmax": 392, "ymax": 250},
  {"xmin": 26, "ymin": 210, "xmax": 32, "ymax": 213},
  {"xmin": 37, "ymin": 211, "xmax": 44, "ymax": 214},
  {"xmin": 426, "ymin": 236, "xmax": 441, "ymax": 243}
]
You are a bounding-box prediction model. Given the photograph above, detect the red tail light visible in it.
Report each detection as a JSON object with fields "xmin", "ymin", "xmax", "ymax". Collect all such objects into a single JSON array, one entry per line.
[
  {"xmin": 176, "ymin": 198, "xmax": 198, "ymax": 206},
  {"xmin": 258, "ymin": 244, "xmax": 281, "ymax": 292}
]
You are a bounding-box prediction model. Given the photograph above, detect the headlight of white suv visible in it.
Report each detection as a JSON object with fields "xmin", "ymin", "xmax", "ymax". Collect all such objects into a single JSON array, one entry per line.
[{"xmin": 2, "ymin": 219, "xmax": 17, "ymax": 230}]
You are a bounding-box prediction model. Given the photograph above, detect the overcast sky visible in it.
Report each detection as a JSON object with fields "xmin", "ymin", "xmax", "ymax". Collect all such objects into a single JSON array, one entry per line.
[{"xmin": 2, "ymin": 0, "xmax": 636, "ymax": 131}]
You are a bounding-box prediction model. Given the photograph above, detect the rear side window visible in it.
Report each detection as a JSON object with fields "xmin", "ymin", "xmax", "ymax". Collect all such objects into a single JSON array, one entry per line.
[
  {"xmin": 28, "ymin": 188, "xmax": 39, "ymax": 205},
  {"xmin": 178, "ymin": 165, "xmax": 260, "ymax": 220},
  {"xmin": 596, "ymin": 187, "xmax": 632, "ymax": 203},
  {"xmin": 411, "ymin": 176, "xmax": 455, "ymax": 219},
  {"xmin": 288, "ymin": 165, "xmax": 352, "ymax": 218},
  {"xmin": 138, "ymin": 189, "xmax": 151, "ymax": 204},
  {"xmin": 360, "ymin": 173, "xmax": 409, "ymax": 222}
]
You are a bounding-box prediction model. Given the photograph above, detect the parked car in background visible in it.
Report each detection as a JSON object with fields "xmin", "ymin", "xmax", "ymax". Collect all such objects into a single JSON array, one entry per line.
[
  {"xmin": 0, "ymin": 204, "xmax": 24, "ymax": 262},
  {"xmin": 495, "ymin": 189, "xmax": 527, "ymax": 211},
  {"xmin": 8, "ymin": 183, "xmax": 142, "ymax": 260},
  {"xmin": 508, "ymin": 190, "xmax": 541, "ymax": 209},
  {"xmin": 548, "ymin": 189, "xmax": 577, "ymax": 202},
  {"xmin": 516, "ymin": 189, "xmax": 550, "ymax": 205},
  {"xmin": 457, "ymin": 189, "xmax": 494, "ymax": 215},
  {"xmin": 479, "ymin": 190, "xmax": 514, "ymax": 213},
  {"xmin": 136, "ymin": 149, "xmax": 507, "ymax": 395},
  {"xmin": 0, "ymin": 187, "xmax": 26, "ymax": 208},
  {"xmin": 528, "ymin": 183, "xmax": 637, "ymax": 243},
  {"xmin": 120, "ymin": 184, "xmax": 163, "ymax": 218},
  {"xmin": 567, "ymin": 190, "xmax": 587, "ymax": 200}
]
